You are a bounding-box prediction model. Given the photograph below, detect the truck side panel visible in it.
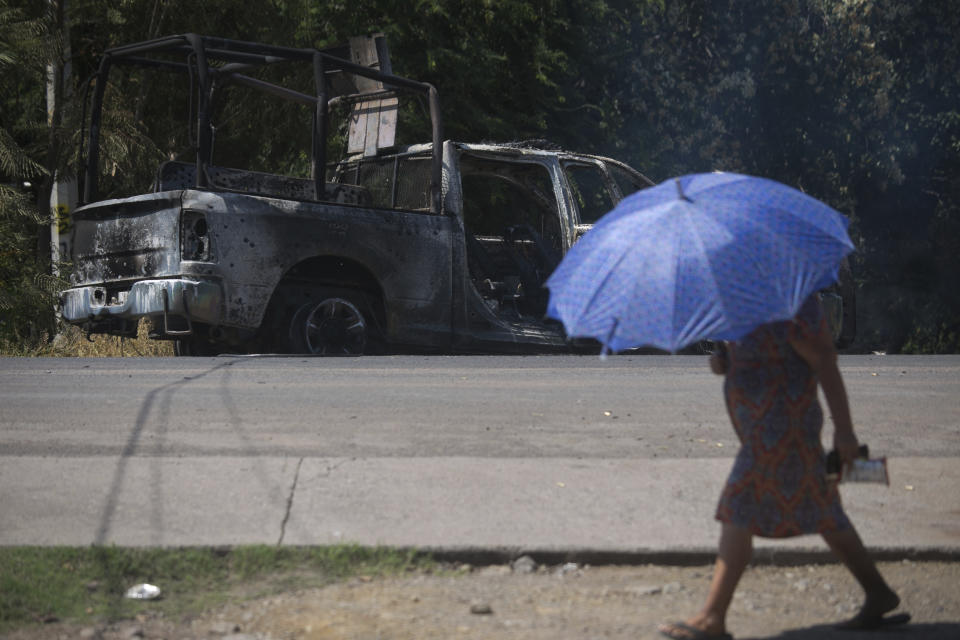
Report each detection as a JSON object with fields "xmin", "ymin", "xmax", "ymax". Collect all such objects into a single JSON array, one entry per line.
[{"xmin": 184, "ymin": 190, "xmax": 455, "ymax": 346}]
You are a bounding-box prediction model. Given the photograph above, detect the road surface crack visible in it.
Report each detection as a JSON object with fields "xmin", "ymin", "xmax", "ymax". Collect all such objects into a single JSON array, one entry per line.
[{"xmin": 278, "ymin": 457, "xmax": 304, "ymax": 545}]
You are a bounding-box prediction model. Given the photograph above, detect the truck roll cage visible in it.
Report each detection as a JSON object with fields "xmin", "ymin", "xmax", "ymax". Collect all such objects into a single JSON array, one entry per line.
[{"xmin": 80, "ymin": 33, "xmax": 444, "ymax": 214}]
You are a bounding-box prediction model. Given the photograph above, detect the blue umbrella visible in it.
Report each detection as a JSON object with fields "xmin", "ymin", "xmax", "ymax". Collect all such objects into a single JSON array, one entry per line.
[{"xmin": 545, "ymin": 172, "xmax": 854, "ymax": 353}]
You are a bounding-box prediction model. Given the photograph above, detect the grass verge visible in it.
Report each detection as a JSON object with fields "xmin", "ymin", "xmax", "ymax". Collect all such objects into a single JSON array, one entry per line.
[{"xmin": 0, "ymin": 545, "xmax": 434, "ymax": 633}]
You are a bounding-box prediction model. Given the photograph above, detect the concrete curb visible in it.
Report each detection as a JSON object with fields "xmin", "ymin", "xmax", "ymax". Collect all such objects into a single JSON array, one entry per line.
[{"xmin": 420, "ymin": 545, "xmax": 960, "ymax": 567}]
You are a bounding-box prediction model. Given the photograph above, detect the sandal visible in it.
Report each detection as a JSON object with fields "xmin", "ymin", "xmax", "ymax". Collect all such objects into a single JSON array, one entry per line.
[
  {"xmin": 658, "ymin": 621, "xmax": 733, "ymax": 640},
  {"xmin": 835, "ymin": 612, "xmax": 911, "ymax": 631}
]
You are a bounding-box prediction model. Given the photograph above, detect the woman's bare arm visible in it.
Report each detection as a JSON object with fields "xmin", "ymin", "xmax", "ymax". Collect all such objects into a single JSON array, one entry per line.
[{"xmin": 789, "ymin": 312, "xmax": 860, "ymax": 463}]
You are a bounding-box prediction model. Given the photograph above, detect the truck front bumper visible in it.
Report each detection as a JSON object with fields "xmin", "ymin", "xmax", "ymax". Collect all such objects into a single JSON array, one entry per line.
[{"xmin": 60, "ymin": 279, "xmax": 223, "ymax": 334}]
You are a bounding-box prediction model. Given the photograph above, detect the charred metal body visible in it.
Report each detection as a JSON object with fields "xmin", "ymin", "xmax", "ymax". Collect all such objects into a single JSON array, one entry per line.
[
  {"xmin": 61, "ymin": 34, "xmax": 853, "ymax": 355},
  {"xmin": 61, "ymin": 34, "xmax": 664, "ymax": 355}
]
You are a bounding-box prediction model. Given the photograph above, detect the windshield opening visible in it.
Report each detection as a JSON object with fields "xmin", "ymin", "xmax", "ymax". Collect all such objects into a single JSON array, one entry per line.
[{"xmin": 563, "ymin": 161, "xmax": 616, "ymax": 225}]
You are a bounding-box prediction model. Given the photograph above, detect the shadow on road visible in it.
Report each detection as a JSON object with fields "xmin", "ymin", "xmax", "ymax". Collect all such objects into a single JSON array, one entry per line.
[
  {"xmin": 746, "ymin": 621, "xmax": 960, "ymax": 639},
  {"xmin": 93, "ymin": 360, "xmax": 238, "ymax": 545}
]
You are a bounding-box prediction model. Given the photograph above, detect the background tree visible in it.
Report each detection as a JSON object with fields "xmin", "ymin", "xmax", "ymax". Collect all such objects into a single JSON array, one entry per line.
[
  {"xmin": 1, "ymin": 0, "xmax": 958, "ymax": 353},
  {"xmin": 860, "ymin": 0, "xmax": 960, "ymax": 352},
  {"xmin": 587, "ymin": 0, "xmax": 959, "ymax": 351},
  {"xmin": 0, "ymin": 0, "xmax": 58, "ymax": 349}
]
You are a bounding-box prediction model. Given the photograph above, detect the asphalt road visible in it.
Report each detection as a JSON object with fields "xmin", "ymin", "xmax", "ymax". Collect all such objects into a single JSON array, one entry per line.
[
  {"xmin": 3, "ymin": 354, "xmax": 958, "ymax": 459},
  {"xmin": 1, "ymin": 354, "xmax": 958, "ymax": 557}
]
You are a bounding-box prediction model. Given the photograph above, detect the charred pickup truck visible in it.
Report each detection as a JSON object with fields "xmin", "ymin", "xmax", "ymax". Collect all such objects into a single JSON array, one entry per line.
[
  {"xmin": 60, "ymin": 34, "xmax": 854, "ymax": 355},
  {"xmin": 59, "ymin": 34, "xmax": 657, "ymax": 355}
]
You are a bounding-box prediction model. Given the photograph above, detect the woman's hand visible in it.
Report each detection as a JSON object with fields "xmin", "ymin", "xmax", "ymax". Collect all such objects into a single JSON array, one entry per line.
[{"xmin": 833, "ymin": 429, "xmax": 861, "ymax": 465}]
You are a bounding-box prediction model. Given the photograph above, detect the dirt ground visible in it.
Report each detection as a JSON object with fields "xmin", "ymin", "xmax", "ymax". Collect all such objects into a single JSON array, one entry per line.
[{"xmin": 8, "ymin": 560, "xmax": 959, "ymax": 640}]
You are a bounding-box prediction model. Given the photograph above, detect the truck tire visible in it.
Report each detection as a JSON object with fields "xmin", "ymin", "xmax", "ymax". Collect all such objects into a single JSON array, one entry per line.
[{"xmin": 287, "ymin": 292, "xmax": 370, "ymax": 355}]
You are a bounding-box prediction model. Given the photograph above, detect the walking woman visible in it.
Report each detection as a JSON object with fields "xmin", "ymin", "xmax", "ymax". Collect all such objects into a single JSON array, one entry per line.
[{"xmin": 658, "ymin": 295, "xmax": 903, "ymax": 640}]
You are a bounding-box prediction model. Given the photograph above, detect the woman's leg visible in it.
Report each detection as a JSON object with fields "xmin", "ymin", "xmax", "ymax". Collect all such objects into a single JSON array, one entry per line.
[
  {"xmin": 660, "ymin": 522, "xmax": 753, "ymax": 637},
  {"xmin": 821, "ymin": 526, "xmax": 900, "ymax": 627}
]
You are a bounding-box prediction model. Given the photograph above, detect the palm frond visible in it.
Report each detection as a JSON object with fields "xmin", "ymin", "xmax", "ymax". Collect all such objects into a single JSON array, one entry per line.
[
  {"xmin": 0, "ymin": 2, "xmax": 46, "ymax": 70},
  {"xmin": 0, "ymin": 184, "xmax": 44, "ymax": 224},
  {"xmin": 0, "ymin": 128, "xmax": 48, "ymax": 178},
  {"xmin": 35, "ymin": 271, "xmax": 69, "ymax": 295}
]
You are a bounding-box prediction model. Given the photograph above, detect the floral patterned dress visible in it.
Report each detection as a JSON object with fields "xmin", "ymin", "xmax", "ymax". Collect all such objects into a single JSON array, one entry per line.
[{"xmin": 715, "ymin": 296, "xmax": 851, "ymax": 538}]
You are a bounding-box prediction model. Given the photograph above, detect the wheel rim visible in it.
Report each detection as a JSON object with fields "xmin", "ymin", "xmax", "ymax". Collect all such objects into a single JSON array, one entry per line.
[{"xmin": 302, "ymin": 298, "xmax": 367, "ymax": 355}]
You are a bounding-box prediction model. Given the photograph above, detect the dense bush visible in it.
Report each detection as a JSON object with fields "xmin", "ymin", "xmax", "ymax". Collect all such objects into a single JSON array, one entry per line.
[
  {"xmin": 0, "ymin": 0, "xmax": 59, "ymax": 351},
  {"xmin": 2, "ymin": 0, "xmax": 958, "ymax": 353}
]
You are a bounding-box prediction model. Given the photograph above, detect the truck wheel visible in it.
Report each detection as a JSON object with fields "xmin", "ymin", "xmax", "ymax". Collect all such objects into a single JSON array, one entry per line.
[{"xmin": 288, "ymin": 295, "xmax": 368, "ymax": 355}]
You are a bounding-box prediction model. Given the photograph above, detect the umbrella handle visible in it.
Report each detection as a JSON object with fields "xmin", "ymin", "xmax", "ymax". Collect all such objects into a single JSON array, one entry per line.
[
  {"xmin": 709, "ymin": 341, "xmax": 729, "ymax": 375},
  {"xmin": 600, "ymin": 318, "xmax": 619, "ymax": 360}
]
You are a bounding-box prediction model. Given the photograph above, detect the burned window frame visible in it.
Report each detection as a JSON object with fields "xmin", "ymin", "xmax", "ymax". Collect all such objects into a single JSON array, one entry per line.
[
  {"xmin": 561, "ymin": 159, "xmax": 619, "ymax": 226},
  {"xmin": 561, "ymin": 156, "xmax": 655, "ymax": 232},
  {"xmin": 457, "ymin": 152, "xmax": 563, "ymax": 243}
]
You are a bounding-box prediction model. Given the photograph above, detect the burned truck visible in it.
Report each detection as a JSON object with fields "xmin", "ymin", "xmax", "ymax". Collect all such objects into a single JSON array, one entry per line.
[
  {"xmin": 59, "ymin": 34, "xmax": 854, "ymax": 355},
  {"xmin": 59, "ymin": 34, "xmax": 657, "ymax": 355}
]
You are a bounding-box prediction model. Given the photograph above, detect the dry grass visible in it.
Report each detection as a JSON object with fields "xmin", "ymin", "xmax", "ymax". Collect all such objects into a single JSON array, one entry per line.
[{"xmin": 3, "ymin": 320, "xmax": 174, "ymax": 357}]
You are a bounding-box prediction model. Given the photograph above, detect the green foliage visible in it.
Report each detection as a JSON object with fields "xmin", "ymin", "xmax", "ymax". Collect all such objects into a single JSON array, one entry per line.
[
  {"xmin": 0, "ymin": 0, "xmax": 57, "ymax": 349},
  {"xmin": 577, "ymin": 0, "xmax": 960, "ymax": 352},
  {"xmin": 1, "ymin": 0, "xmax": 958, "ymax": 352}
]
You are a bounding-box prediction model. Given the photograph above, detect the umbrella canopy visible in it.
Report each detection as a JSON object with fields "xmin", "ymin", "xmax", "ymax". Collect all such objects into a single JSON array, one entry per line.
[{"xmin": 545, "ymin": 172, "xmax": 854, "ymax": 353}]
